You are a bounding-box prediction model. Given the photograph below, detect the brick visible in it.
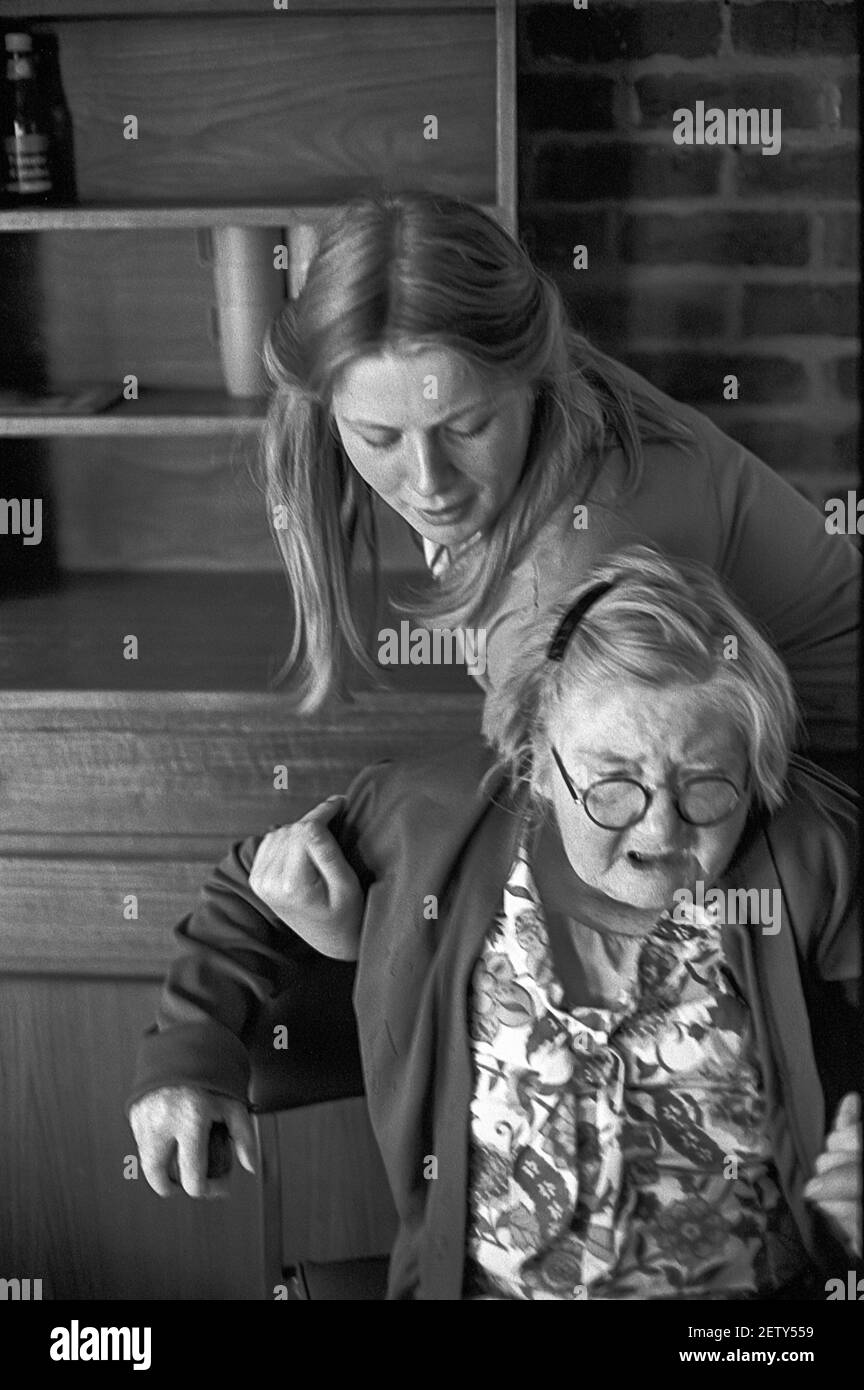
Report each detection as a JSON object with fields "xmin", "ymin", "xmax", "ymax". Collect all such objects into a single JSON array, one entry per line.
[
  {"xmin": 624, "ymin": 283, "xmax": 729, "ymax": 339},
  {"xmin": 734, "ymin": 146, "xmax": 858, "ymax": 199},
  {"xmin": 725, "ymin": 422, "xmax": 855, "ymax": 476},
  {"xmin": 742, "ymin": 284, "xmax": 859, "ymax": 336},
  {"xmin": 835, "ymin": 356, "xmax": 861, "ymax": 398},
  {"xmin": 561, "ymin": 277, "xmax": 729, "ymax": 340},
  {"xmin": 622, "ymin": 350, "xmax": 808, "ymax": 404},
  {"xmin": 559, "ymin": 282, "xmax": 631, "ymax": 344},
  {"xmin": 520, "ymin": 209, "xmax": 617, "ymax": 268},
  {"xmin": 822, "ymin": 211, "xmax": 859, "ymax": 267},
  {"xmin": 526, "ymin": 3, "xmax": 722, "ymax": 64},
  {"xmin": 840, "ymin": 74, "xmax": 859, "ymax": 130},
  {"xmin": 621, "ymin": 211, "xmax": 810, "ymax": 266},
  {"xmin": 532, "ymin": 140, "xmax": 721, "ymax": 200},
  {"xmin": 520, "ymin": 74, "xmax": 616, "ymax": 132},
  {"xmin": 731, "ymin": 2, "xmax": 857, "ymax": 57},
  {"xmin": 635, "ymin": 76, "xmax": 839, "ymax": 131}
]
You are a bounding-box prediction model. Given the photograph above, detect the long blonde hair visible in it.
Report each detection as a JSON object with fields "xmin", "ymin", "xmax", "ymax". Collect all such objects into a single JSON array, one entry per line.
[{"xmin": 259, "ymin": 189, "xmax": 693, "ymax": 711}]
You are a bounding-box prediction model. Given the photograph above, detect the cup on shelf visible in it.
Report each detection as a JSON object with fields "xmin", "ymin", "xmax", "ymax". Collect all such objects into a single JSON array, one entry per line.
[
  {"xmin": 288, "ymin": 223, "xmax": 320, "ymax": 299},
  {"xmin": 208, "ymin": 225, "xmax": 287, "ymax": 397}
]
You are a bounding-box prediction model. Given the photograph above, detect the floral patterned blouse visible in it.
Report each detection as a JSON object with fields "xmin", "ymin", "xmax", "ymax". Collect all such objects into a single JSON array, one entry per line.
[{"xmin": 464, "ymin": 835, "xmax": 812, "ymax": 1300}]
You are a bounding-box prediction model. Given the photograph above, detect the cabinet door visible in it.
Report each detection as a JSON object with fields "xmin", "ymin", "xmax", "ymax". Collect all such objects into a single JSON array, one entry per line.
[
  {"xmin": 0, "ymin": 976, "xmax": 264, "ymax": 1299},
  {"xmin": 48, "ymin": 10, "xmax": 496, "ymax": 204}
]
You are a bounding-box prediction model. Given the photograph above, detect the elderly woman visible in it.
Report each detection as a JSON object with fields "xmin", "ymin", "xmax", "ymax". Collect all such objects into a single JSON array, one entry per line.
[
  {"xmin": 130, "ymin": 547, "xmax": 859, "ymax": 1300},
  {"xmin": 260, "ymin": 190, "xmax": 859, "ymax": 773}
]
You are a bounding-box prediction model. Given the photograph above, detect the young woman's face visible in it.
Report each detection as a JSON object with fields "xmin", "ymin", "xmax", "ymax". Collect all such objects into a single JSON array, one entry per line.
[
  {"xmin": 330, "ymin": 346, "xmax": 535, "ymax": 545},
  {"xmin": 537, "ymin": 681, "xmax": 752, "ymax": 912}
]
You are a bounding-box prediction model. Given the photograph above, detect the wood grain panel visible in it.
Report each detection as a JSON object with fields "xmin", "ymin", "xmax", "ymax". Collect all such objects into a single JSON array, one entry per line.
[
  {"xmin": 48, "ymin": 434, "xmax": 277, "ymax": 570},
  {"xmin": 21, "ymin": 0, "xmax": 491, "ymax": 15},
  {"xmin": 0, "ymin": 975, "xmax": 265, "ymax": 1298},
  {"xmin": 35, "ymin": 229, "xmax": 230, "ymax": 389},
  {"xmin": 50, "ymin": 13, "xmax": 495, "ymax": 203},
  {"xmin": 0, "ymin": 572, "xmax": 447, "ymax": 687},
  {"xmin": 0, "ymin": 691, "xmax": 482, "ymax": 834},
  {"xmin": 0, "ymin": 201, "xmax": 507, "ymax": 232},
  {"xmin": 0, "ymin": 971, "xmax": 399, "ymax": 1296},
  {"xmin": 0, "ymin": 856, "xmax": 209, "ymax": 975},
  {"xmin": 45, "ymin": 441, "xmax": 420, "ymax": 572},
  {"xmin": 0, "ymin": 389, "xmax": 268, "ymax": 436},
  {"xmin": 0, "ymin": 830, "xmax": 230, "ymax": 858}
]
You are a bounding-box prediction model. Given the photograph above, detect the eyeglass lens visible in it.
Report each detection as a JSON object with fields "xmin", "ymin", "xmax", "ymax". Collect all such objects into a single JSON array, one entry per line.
[{"xmin": 584, "ymin": 777, "xmax": 739, "ymax": 828}]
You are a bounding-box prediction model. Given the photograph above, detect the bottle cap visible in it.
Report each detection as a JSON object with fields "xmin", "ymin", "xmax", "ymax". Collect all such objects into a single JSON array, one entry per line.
[{"xmin": 5, "ymin": 33, "xmax": 33, "ymax": 52}]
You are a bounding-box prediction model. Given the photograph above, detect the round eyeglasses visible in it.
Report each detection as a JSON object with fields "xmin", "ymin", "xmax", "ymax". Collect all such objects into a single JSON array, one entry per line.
[{"xmin": 550, "ymin": 747, "xmax": 746, "ymax": 830}]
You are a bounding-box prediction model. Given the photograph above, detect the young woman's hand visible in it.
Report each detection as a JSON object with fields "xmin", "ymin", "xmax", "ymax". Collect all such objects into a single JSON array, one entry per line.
[
  {"xmin": 804, "ymin": 1091, "xmax": 861, "ymax": 1258},
  {"xmin": 248, "ymin": 797, "xmax": 364, "ymax": 960}
]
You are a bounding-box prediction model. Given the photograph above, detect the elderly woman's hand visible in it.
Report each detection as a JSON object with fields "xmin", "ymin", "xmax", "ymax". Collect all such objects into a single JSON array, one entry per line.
[
  {"xmin": 129, "ymin": 1085, "xmax": 257, "ymax": 1199},
  {"xmin": 804, "ymin": 1092, "xmax": 862, "ymax": 1258},
  {"xmin": 248, "ymin": 797, "xmax": 363, "ymax": 960}
]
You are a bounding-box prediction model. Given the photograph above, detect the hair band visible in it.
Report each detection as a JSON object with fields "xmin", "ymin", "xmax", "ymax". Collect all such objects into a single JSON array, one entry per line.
[{"xmin": 546, "ymin": 581, "xmax": 614, "ymax": 662}]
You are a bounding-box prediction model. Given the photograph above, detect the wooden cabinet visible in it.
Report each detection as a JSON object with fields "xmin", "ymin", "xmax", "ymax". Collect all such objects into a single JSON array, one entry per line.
[{"xmin": 0, "ymin": 0, "xmax": 510, "ymax": 1299}]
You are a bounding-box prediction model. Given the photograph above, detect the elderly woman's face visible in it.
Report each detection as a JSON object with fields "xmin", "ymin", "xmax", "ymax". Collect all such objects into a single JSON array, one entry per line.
[
  {"xmin": 330, "ymin": 347, "xmax": 534, "ymax": 545},
  {"xmin": 540, "ymin": 680, "xmax": 752, "ymax": 911}
]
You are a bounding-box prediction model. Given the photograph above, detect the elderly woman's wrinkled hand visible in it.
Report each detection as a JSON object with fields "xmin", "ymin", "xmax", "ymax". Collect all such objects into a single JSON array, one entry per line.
[
  {"xmin": 248, "ymin": 797, "xmax": 364, "ymax": 960},
  {"xmin": 804, "ymin": 1092, "xmax": 862, "ymax": 1258},
  {"xmin": 129, "ymin": 1085, "xmax": 257, "ymax": 1199}
]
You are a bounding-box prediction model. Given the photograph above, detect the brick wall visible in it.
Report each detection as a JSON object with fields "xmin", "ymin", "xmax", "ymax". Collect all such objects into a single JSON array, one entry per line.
[{"xmin": 517, "ymin": 0, "xmax": 860, "ymax": 509}]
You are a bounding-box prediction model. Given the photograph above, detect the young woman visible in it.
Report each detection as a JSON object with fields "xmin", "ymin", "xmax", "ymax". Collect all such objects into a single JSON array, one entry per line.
[{"xmin": 259, "ymin": 190, "xmax": 859, "ymax": 773}]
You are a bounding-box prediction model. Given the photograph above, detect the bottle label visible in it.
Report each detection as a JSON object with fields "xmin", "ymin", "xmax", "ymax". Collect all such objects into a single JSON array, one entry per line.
[{"xmin": 4, "ymin": 132, "xmax": 52, "ymax": 194}]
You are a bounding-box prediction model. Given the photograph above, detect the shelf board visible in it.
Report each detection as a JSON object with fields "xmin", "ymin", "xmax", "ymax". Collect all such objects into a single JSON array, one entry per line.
[
  {"xmin": 15, "ymin": 0, "xmax": 494, "ymax": 16},
  {"xmin": 0, "ymin": 570, "xmax": 482, "ymax": 695},
  {"xmin": 0, "ymin": 200, "xmax": 502, "ymax": 233},
  {"xmin": 0, "ymin": 389, "xmax": 266, "ymax": 437}
]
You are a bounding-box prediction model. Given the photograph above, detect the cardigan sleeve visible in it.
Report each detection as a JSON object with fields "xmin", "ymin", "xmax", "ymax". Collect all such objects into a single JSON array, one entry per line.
[
  {"xmin": 126, "ymin": 763, "xmax": 386, "ymax": 1113},
  {"xmin": 781, "ymin": 762, "xmax": 861, "ymax": 1118},
  {"xmin": 799, "ymin": 764, "xmax": 860, "ymax": 992}
]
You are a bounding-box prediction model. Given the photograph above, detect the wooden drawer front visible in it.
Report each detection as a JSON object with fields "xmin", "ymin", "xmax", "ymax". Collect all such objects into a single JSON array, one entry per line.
[
  {"xmin": 0, "ymin": 975, "xmax": 266, "ymax": 1299},
  {"xmin": 0, "ymin": 692, "xmax": 482, "ymax": 974},
  {"xmin": 0, "ymin": 856, "xmax": 207, "ymax": 976},
  {"xmin": 0, "ymin": 694, "xmax": 481, "ymax": 836}
]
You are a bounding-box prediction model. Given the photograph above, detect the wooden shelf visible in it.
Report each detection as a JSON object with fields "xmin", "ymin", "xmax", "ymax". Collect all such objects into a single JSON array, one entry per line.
[
  {"xmin": 0, "ymin": 200, "xmax": 504, "ymax": 233},
  {"xmin": 14, "ymin": 0, "xmax": 492, "ymax": 17},
  {"xmin": 0, "ymin": 570, "xmax": 482, "ymax": 694},
  {"xmin": 0, "ymin": 389, "xmax": 266, "ymax": 437}
]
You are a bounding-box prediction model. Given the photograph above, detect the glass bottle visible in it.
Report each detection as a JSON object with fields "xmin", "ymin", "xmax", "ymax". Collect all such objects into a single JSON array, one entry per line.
[
  {"xmin": 2, "ymin": 31, "xmax": 53, "ymax": 204},
  {"xmin": 35, "ymin": 31, "xmax": 76, "ymax": 203}
]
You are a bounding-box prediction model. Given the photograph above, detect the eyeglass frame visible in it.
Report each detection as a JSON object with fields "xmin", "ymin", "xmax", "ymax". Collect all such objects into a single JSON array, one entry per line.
[{"xmin": 549, "ymin": 746, "xmax": 749, "ymax": 830}]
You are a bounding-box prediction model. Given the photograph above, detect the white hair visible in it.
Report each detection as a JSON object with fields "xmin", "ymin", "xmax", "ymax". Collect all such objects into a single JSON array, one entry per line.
[{"xmin": 482, "ymin": 545, "xmax": 801, "ymax": 812}]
